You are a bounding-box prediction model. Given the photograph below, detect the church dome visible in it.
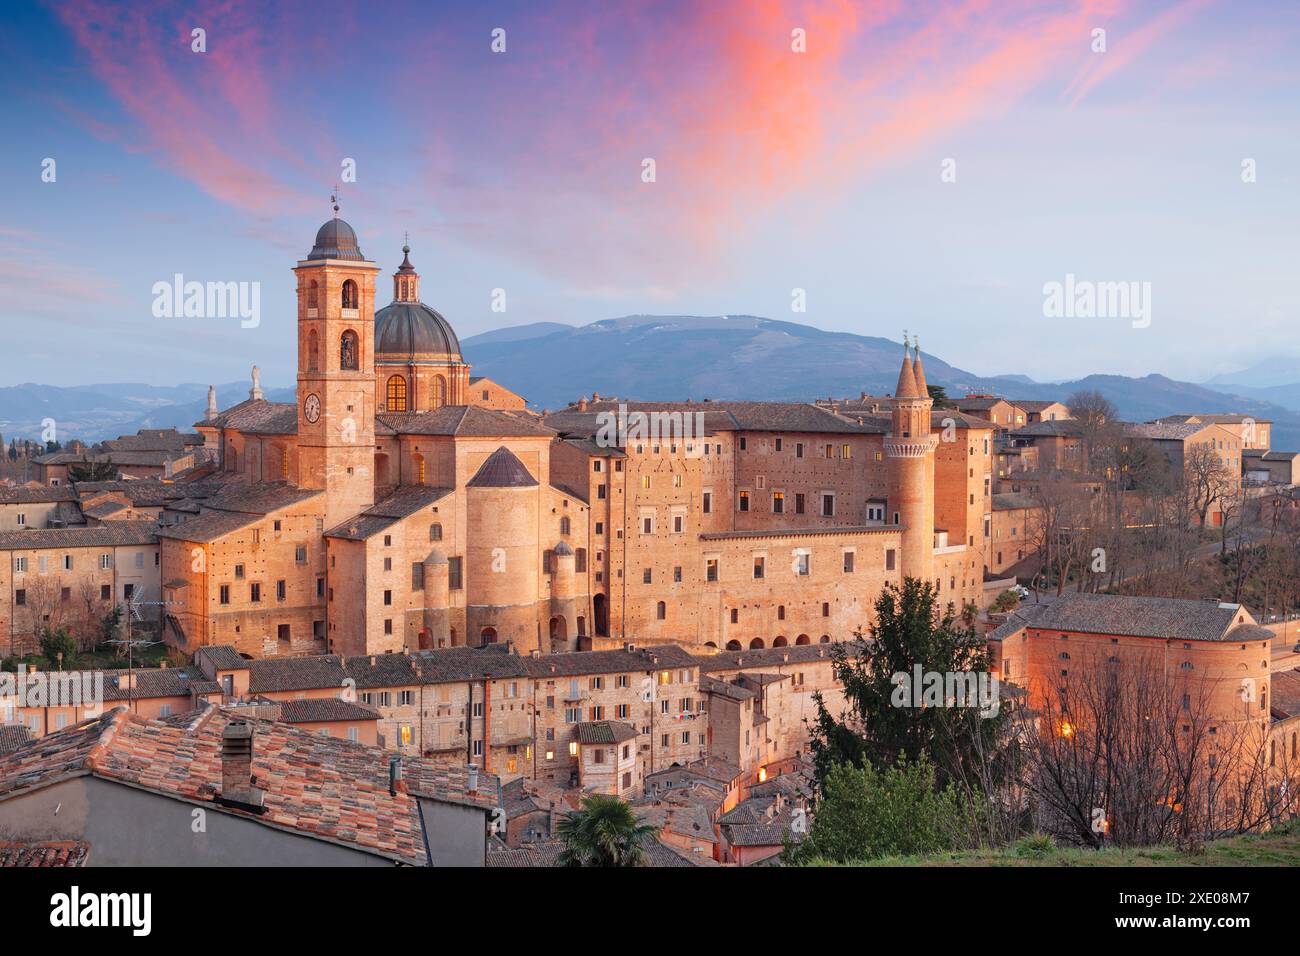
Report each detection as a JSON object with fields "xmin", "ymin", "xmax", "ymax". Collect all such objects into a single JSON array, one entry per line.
[
  {"xmin": 374, "ymin": 301, "xmax": 463, "ymax": 362},
  {"xmin": 308, "ymin": 218, "xmax": 365, "ymax": 260}
]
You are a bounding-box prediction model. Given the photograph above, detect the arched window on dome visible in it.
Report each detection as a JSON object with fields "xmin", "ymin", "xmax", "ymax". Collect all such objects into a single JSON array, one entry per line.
[
  {"xmin": 430, "ymin": 374, "xmax": 446, "ymax": 409},
  {"xmin": 306, "ymin": 330, "xmax": 319, "ymax": 371},
  {"xmin": 341, "ymin": 279, "xmax": 358, "ymax": 310},
  {"xmin": 339, "ymin": 330, "xmax": 358, "ymax": 370},
  {"xmin": 307, "ymin": 280, "xmax": 319, "ymax": 310},
  {"xmin": 386, "ymin": 375, "xmax": 408, "ymax": 412}
]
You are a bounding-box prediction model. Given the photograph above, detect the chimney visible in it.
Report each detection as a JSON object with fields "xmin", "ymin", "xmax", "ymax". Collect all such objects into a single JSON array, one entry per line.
[
  {"xmin": 220, "ymin": 720, "xmax": 264, "ymax": 810},
  {"xmin": 206, "ymin": 384, "xmax": 218, "ymax": 421},
  {"xmin": 577, "ymin": 397, "xmax": 588, "ymax": 411},
  {"xmin": 592, "ymin": 391, "xmax": 600, "ymax": 402},
  {"xmin": 624, "ymin": 641, "xmax": 636, "ymax": 653},
  {"xmin": 548, "ymin": 800, "xmax": 558, "ymax": 837},
  {"xmin": 389, "ymin": 756, "xmax": 404, "ymax": 796},
  {"xmin": 530, "ymin": 649, "xmax": 540, "ymax": 658},
  {"xmin": 467, "ymin": 763, "xmax": 480, "ymax": 794}
]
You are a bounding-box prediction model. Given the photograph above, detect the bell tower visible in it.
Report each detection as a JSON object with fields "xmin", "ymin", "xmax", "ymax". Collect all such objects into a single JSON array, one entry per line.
[
  {"xmin": 294, "ymin": 200, "xmax": 380, "ymax": 529},
  {"xmin": 884, "ymin": 335, "xmax": 937, "ymax": 584}
]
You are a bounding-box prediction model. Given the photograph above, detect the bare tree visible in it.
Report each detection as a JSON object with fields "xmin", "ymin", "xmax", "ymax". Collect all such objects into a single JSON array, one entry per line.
[
  {"xmin": 21, "ymin": 576, "xmax": 67, "ymax": 652},
  {"xmin": 1022, "ymin": 647, "xmax": 1297, "ymax": 850},
  {"xmin": 1184, "ymin": 442, "xmax": 1232, "ymax": 529}
]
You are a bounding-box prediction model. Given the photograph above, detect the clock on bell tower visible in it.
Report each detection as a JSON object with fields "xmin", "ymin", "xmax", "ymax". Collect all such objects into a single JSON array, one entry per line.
[{"xmin": 294, "ymin": 205, "xmax": 380, "ymax": 529}]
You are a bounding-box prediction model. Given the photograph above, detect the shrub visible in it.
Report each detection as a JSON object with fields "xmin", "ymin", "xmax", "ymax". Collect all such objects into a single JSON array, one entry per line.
[{"xmin": 788, "ymin": 757, "xmax": 978, "ymax": 864}]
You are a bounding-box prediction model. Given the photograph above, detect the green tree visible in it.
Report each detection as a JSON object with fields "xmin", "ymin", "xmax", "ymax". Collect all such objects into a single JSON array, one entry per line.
[
  {"xmin": 787, "ymin": 757, "xmax": 975, "ymax": 863},
  {"xmin": 556, "ymin": 794, "xmax": 659, "ymax": 867},
  {"xmin": 926, "ymin": 384, "xmax": 955, "ymax": 409},
  {"xmin": 68, "ymin": 457, "xmax": 117, "ymax": 482},
  {"xmin": 40, "ymin": 626, "xmax": 78, "ymax": 670},
  {"xmin": 808, "ymin": 578, "xmax": 1005, "ymax": 788}
]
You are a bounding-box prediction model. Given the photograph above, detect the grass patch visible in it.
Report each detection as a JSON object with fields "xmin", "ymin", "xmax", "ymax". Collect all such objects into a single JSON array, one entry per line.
[{"xmin": 801, "ymin": 820, "xmax": 1300, "ymax": 866}]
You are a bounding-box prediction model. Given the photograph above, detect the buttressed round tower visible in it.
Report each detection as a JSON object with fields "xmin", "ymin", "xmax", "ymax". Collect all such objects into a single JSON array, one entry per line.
[
  {"xmin": 465, "ymin": 446, "xmax": 542, "ymax": 651},
  {"xmin": 884, "ymin": 337, "xmax": 937, "ymax": 584}
]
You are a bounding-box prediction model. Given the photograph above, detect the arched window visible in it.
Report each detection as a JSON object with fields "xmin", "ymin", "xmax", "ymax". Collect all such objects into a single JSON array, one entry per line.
[
  {"xmin": 307, "ymin": 330, "xmax": 319, "ymax": 371},
  {"xmin": 429, "ymin": 522, "xmax": 442, "ymax": 542},
  {"xmin": 307, "ymin": 280, "xmax": 319, "ymax": 309},
  {"xmin": 560, "ymin": 516, "xmax": 571, "ymax": 536},
  {"xmin": 795, "ymin": 634, "xmax": 810, "ymax": 645},
  {"xmin": 819, "ymin": 634, "xmax": 830, "ymax": 643},
  {"xmin": 726, "ymin": 640, "xmax": 742, "ymax": 651},
  {"xmin": 773, "ymin": 635, "xmax": 788, "ymax": 647},
  {"xmin": 341, "ymin": 279, "xmax": 358, "ymax": 310},
  {"xmin": 413, "ymin": 453, "xmax": 426, "ymax": 485},
  {"xmin": 656, "ymin": 601, "xmax": 666, "ymax": 620},
  {"xmin": 749, "ymin": 638, "xmax": 765, "ymax": 649},
  {"xmin": 430, "ymin": 374, "xmax": 446, "ymax": 408},
  {"xmin": 386, "ymin": 375, "xmax": 408, "ymax": 411},
  {"xmin": 340, "ymin": 330, "xmax": 359, "ymax": 370},
  {"xmin": 480, "ymin": 626, "xmax": 497, "ymax": 645}
]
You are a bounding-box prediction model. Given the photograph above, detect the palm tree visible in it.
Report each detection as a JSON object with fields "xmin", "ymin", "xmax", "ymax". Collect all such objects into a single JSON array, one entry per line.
[{"xmin": 556, "ymin": 794, "xmax": 659, "ymax": 867}]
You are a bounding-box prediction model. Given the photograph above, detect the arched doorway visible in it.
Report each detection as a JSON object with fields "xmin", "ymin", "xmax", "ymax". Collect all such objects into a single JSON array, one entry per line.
[
  {"xmin": 549, "ymin": 616, "xmax": 567, "ymax": 646},
  {"xmin": 593, "ymin": 594, "xmax": 608, "ymax": 636},
  {"xmin": 749, "ymin": 638, "xmax": 765, "ymax": 649},
  {"xmin": 480, "ymin": 626, "xmax": 498, "ymax": 645},
  {"xmin": 577, "ymin": 616, "xmax": 586, "ymax": 637},
  {"xmin": 773, "ymin": 635, "xmax": 788, "ymax": 647},
  {"xmin": 795, "ymin": 634, "xmax": 811, "ymax": 645},
  {"xmin": 374, "ymin": 452, "xmax": 391, "ymax": 487},
  {"xmin": 418, "ymin": 628, "xmax": 433, "ymax": 651}
]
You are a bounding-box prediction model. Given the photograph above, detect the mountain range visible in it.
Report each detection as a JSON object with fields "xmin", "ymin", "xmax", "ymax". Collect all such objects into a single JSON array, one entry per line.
[{"xmin": 3, "ymin": 315, "xmax": 1299, "ymax": 450}]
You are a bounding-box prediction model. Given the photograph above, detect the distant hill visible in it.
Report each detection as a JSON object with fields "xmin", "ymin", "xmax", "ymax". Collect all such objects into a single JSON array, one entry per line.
[
  {"xmin": 5, "ymin": 314, "xmax": 1300, "ymax": 450},
  {"xmin": 461, "ymin": 315, "xmax": 1300, "ymax": 449},
  {"xmin": 0, "ymin": 382, "xmax": 295, "ymax": 445},
  {"xmin": 1205, "ymin": 355, "xmax": 1300, "ymax": 389}
]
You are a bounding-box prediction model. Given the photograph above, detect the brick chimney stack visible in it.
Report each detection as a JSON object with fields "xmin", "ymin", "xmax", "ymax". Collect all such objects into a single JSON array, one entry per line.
[{"xmin": 220, "ymin": 720, "xmax": 264, "ymax": 809}]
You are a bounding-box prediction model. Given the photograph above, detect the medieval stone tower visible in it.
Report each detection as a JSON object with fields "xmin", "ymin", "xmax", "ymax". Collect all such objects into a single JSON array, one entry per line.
[
  {"xmin": 884, "ymin": 337, "xmax": 937, "ymax": 584},
  {"xmin": 465, "ymin": 446, "xmax": 543, "ymax": 652},
  {"xmin": 294, "ymin": 211, "xmax": 381, "ymax": 529}
]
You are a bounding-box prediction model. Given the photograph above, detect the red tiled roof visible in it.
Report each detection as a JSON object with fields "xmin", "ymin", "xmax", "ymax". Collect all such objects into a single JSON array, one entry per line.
[
  {"xmin": 0, "ymin": 707, "xmax": 499, "ymax": 865},
  {"xmin": 0, "ymin": 840, "xmax": 90, "ymax": 867}
]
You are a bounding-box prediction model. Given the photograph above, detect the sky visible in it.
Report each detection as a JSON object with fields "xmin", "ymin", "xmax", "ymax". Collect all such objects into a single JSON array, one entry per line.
[{"xmin": 1, "ymin": 0, "xmax": 1297, "ymax": 389}]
